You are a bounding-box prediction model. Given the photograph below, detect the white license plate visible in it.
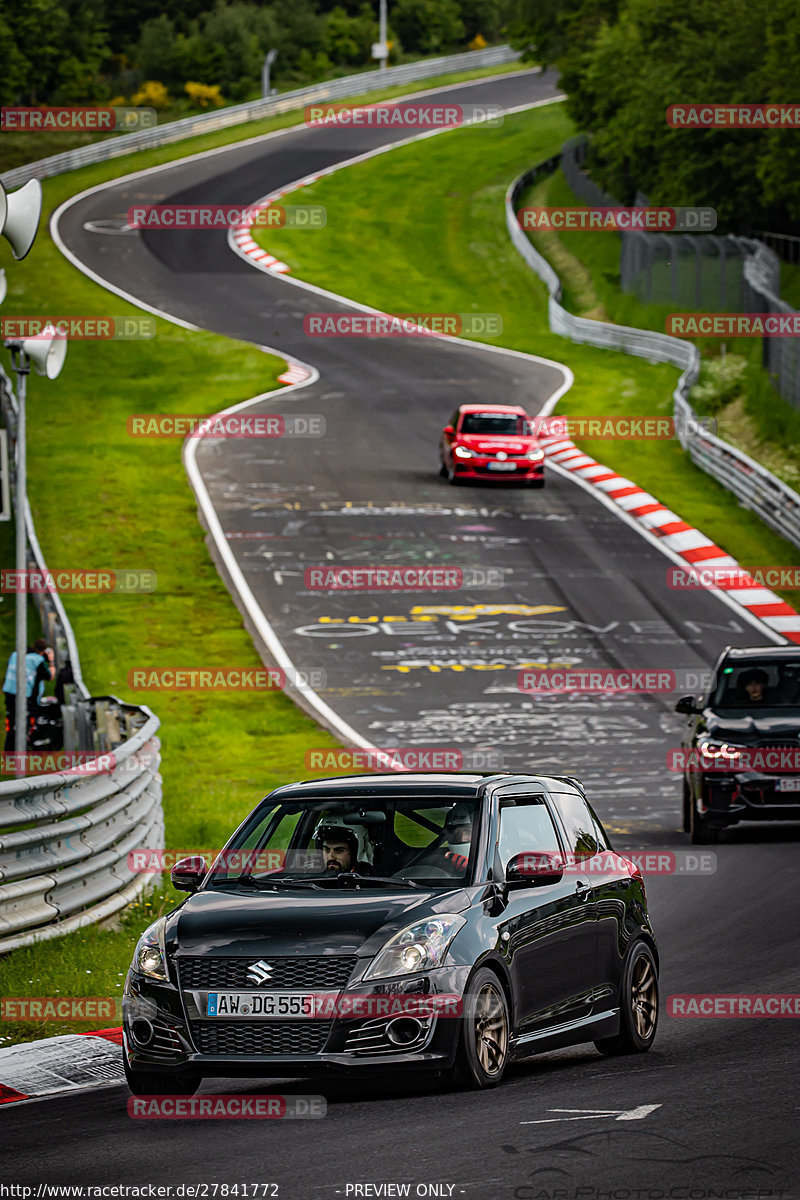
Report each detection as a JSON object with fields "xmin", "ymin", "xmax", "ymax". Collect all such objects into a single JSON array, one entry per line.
[
  {"xmin": 206, "ymin": 992, "xmax": 315, "ymax": 1018},
  {"xmin": 487, "ymin": 462, "xmax": 517, "ymax": 472},
  {"xmin": 776, "ymin": 778, "xmax": 800, "ymax": 792}
]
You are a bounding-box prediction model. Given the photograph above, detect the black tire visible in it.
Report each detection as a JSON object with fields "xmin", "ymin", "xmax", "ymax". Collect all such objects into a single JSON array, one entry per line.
[
  {"xmin": 438, "ymin": 459, "xmax": 448, "ymax": 478},
  {"xmin": 689, "ymin": 791, "xmax": 721, "ymax": 844},
  {"xmin": 123, "ymin": 1055, "xmax": 201, "ymax": 1097},
  {"xmin": 446, "ymin": 463, "xmax": 459, "ymax": 485},
  {"xmin": 682, "ymin": 778, "xmax": 691, "ymax": 832},
  {"xmin": 442, "ymin": 967, "xmax": 510, "ymax": 1090},
  {"xmin": 595, "ymin": 941, "xmax": 658, "ymax": 1056}
]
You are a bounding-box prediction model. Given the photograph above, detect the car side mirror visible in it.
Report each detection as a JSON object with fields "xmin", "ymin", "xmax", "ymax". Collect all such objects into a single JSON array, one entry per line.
[
  {"xmin": 675, "ymin": 695, "xmax": 700, "ymax": 715},
  {"xmin": 171, "ymin": 855, "xmax": 207, "ymax": 893},
  {"xmin": 443, "ymin": 425, "xmax": 455, "ymax": 437},
  {"xmin": 505, "ymin": 851, "xmax": 564, "ymax": 887}
]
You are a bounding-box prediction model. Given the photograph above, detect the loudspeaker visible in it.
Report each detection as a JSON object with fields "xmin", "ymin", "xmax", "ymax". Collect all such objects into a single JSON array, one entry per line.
[
  {"xmin": 19, "ymin": 325, "xmax": 67, "ymax": 378},
  {"xmin": 0, "ymin": 179, "xmax": 43, "ymax": 260}
]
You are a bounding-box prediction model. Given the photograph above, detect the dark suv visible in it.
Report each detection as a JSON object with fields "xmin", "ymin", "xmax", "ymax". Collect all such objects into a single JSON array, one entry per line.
[
  {"xmin": 123, "ymin": 772, "xmax": 658, "ymax": 1096},
  {"xmin": 676, "ymin": 645, "xmax": 800, "ymax": 842}
]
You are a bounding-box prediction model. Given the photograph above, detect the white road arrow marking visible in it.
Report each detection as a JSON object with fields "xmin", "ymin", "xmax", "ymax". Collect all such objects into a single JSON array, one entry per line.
[{"xmin": 521, "ymin": 1104, "xmax": 662, "ymax": 1125}]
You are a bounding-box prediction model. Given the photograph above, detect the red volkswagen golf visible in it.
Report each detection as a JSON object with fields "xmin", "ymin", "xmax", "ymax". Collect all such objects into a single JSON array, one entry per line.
[{"xmin": 439, "ymin": 403, "xmax": 546, "ymax": 486}]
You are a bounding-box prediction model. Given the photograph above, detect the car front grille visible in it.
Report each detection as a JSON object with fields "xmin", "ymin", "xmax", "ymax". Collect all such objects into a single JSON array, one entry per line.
[
  {"xmin": 192, "ymin": 1020, "xmax": 333, "ymax": 1056},
  {"xmin": 177, "ymin": 955, "xmax": 357, "ymax": 991}
]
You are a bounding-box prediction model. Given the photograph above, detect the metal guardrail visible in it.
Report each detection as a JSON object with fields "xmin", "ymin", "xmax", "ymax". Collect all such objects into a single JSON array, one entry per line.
[
  {"xmin": 0, "ymin": 701, "xmax": 163, "ymax": 953},
  {"xmin": 0, "ymin": 368, "xmax": 87, "ymax": 704},
  {"xmin": 0, "ymin": 369, "xmax": 164, "ymax": 953},
  {"xmin": 0, "ymin": 45, "xmax": 521, "ymax": 189},
  {"xmin": 507, "ymin": 155, "xmax": 800, "ymax": 553}
]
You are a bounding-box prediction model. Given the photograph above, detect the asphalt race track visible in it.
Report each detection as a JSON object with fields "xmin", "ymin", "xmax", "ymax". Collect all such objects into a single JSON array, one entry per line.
[{"xmin": 4, "ymin": 69, "xmax": 797, "ymax": 1199}]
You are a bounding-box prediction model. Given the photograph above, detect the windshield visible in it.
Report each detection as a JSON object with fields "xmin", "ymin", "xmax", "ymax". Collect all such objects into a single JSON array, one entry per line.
[
  {"xmin": 205, "ymin": 796, "xmax": 482, "ymax": 890},
  {"xmin": 460, "ymin": 413, "xmax": 522, "ymax": 436},
  {"xmin": 713, "ymin": 661, "xmax": 800, "ymax": 709}
]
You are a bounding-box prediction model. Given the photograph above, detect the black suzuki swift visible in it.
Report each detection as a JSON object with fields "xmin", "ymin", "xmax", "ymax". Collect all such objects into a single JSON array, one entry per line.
[{"xmin": 123, "ymin": 772, "xmax": 659, "ymax": 1094}]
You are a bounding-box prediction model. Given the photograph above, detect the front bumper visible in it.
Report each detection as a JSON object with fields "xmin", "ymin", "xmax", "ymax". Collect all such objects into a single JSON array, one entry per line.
[
  {"xmin": 123, "ymin": 965, "xmax": 470, "ymax": 1078},
  {"xmin": 697, "ymin": 771, "xmax": 800, "ymax": 824},
  {"xmin": 452, "ymin": 457, "xmax": 545, "ymax": 482}
]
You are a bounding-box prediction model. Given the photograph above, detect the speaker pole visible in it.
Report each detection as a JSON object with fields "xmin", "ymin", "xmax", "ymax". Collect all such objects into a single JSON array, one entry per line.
[{"xmin": 10, "ymin": 350, "xmax": 29, "ymax": 770}]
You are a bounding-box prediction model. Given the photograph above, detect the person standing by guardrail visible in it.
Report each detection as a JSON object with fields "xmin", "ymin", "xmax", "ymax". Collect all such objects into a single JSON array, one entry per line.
[{"xmin": 3, "ymin": 638, "xmax": 55, "ymax": 751}]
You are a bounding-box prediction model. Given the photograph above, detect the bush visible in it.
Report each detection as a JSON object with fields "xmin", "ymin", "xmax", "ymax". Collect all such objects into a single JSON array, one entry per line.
[
  {"xmin": 689, "ymin": 354, "xmax": 748, "ymax": 415},
  {"xmin": 130, "ymin": 80, "xmax": 171, "ymax": 109},
  {"xmin": 185, "ymin": 81, "xmax": 225, "ymax": 107}
]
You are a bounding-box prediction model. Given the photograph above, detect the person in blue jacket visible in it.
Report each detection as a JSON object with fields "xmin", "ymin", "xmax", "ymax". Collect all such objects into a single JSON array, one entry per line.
[{"xmin": 3, "ymin": 639, "xmax": 55, "ymax": 752}]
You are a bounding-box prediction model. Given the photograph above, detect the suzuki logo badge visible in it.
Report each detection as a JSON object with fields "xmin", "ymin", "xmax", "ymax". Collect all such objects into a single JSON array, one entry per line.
[{"xmin": 246, "ymin": 959, "xmax": 273, "ymax": 986}]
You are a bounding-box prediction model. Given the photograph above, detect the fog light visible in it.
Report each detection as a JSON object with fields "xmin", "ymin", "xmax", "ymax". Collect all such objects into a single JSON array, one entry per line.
[
  {"xmin": 131, "ymin": 1018, "xmax": 154, "ymax": 1047},
  {"xmin": 386, "ymin": 1017, "xmax": 423, "ymax": 1046}
]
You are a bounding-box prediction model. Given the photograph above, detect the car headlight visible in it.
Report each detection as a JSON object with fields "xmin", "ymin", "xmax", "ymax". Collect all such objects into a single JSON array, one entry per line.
[
  {"xmin": 132, "ymin": 916, "xmax": 168, "ymax": 981},
  {"xmin": 526, "ymin": 449, "xmax": 545, "ymax": 461},
  {"xmin": 697, "ymin": 738, "xmax": 744, "ymax": 762},
  {"xmin": 364, "ymin": 915, "xmax": 466, "ymax": 981},
  {"xmin": 454, "ymin": 445, "xmax": 475, "ymax": 459}
]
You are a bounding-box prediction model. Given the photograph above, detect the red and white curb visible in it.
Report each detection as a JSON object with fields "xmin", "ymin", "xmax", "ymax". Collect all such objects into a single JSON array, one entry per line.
[
  {"xmin": 231, "ymin": 218, "xmax": 290, "ymax": 273},
  {"xmin": 229, "ymin": 177, "xmax": 327, "ymax": 274},
  {"xmin": 538, "ymin": 433, "xmax": 800, "ymax": 644},
  {"xmin": 0, "ymin": 1028, "xmax": 123, "ymax": 1106},
  {"xmin": 277, "ymin": 361, "xmax": 313, "ymax": 385}
]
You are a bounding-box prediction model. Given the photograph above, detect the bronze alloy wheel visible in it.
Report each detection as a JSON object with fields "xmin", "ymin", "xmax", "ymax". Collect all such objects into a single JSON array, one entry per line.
[
  {"xmin": 473, "ymin": 980, "xmax": 509, "ymax": 1077},
  {"xmin": 631, "ymin": 951, "xmax": 658, "ymax": 1041},
  {"xmin": 595, "ymin": 941, "xmax": 659, "ymax": 1056}
]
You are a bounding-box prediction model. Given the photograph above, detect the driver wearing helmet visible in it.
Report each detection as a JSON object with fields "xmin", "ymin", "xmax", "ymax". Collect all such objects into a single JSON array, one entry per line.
[
  {"xmin": 313, "ymin": 817, "xmax": 374, "ymax": 875},
  {"xmin": 420, "ymin": 803, "xmax": 474, "ymax": 875}
]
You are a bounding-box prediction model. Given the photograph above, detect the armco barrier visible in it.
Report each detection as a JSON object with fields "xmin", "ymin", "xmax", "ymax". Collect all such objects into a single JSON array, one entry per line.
[
  {"xmin": 506, "ymin": 155, "xmax": 800, "ymax": 552},
  {"xmin": 0, "ymin": 369, "xmax": 164, "ymax": 954},
  {"xmin": 0, "ymin": 701, "xmax": 163, "ymax": 954},
  {"xmin": 0, "ymin": 46, "xmax": 521, "ymax": 189},
  {"xmin": 1, "ymin": 367, "xmax": 87, "ymax": 706}
]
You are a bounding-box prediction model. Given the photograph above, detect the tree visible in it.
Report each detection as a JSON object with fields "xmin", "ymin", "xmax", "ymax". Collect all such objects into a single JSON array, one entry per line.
[
  {"xmin": 323, "ymin": 5, "xmax": 377, "ymax": 67},
  {"xmin": 136, "ymin": 15, "xmax": 184, "ymax": 91},
  {"xmin": 391, "ymin": 0, "xmax": 465, "ymax": 55},
  {"xmin": 561, "ymin": 0, "xmax": 791, "ymax": 228}
]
